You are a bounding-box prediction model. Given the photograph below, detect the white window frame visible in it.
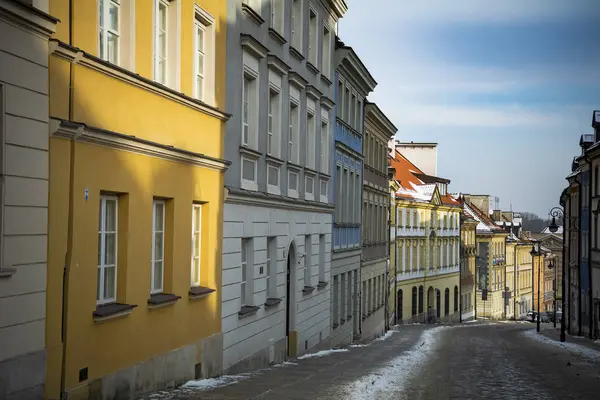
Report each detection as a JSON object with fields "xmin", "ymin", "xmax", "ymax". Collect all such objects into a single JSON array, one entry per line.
[
  {"xmin": 97, "ymin": 195, "xmax": 118, "ymax": 305},
  {"xmin": 266, "ymin": 237, "xmax": 277, "ymax": 297},
  {"xmin": 319, "ymin": 179, "xmax": 328, "ymax": 203},
  {"xmin": 151, "ymin": 199, "xmax": 166, "ymax": 294},
  {"xmin": 268, "ymin": 86, "xmax": 281, "ymax": 157},
  {"xmin": 320, "ymin": 114, "xmax": 329, "ymax": 174},
  {"xmin": 270, "ymin": 0, "xmax": 284, "ymax": 34},
  {"xmin": 304, "ymin": 235, "xmax": 312, "ymax": 286},
  {"xmin": 306, "ymin": 110, "xmax": 316, "ymax": 169},
  {"xmin": 288, "ymin": 170, "xmax": 299, "ymax": 198},
  {"xmin": 191, "ymin": 203, "xmax": 202, "ymax": 286},
  {"xmin": 318, "ymin": 234, "xmax": 326, "ymax": 282},
  {"xmin": 241, "ymin": 156, "xmax": 258, "ymax": 191},
  {"xmin": 322, "ymin": 25, "xmax": 331, "ymax": 78},
  {"xmin": 308, "ymin": 7, "xmax": 318, "ymax": 66},
  {"xmin": 267, "ymin": 163, "xmax": 281, "ymax": 195},
  {"xmin": 240, "ymin": 238, "xmax": 253, "ymax": 306},
  {"xmin": 99, "ymin": 0, "xmax": 120, "ymax": 65},
  {"xmin": 194, "ymin": 20, "xmax": 206, "ymax": 101},
  {"xmin": 193, "ymin": 7, "xmax": 216, "ymax": 105},
  {"xmin": 154, "ymin": 0, "xmax": 169, "ymax": 85},
  {"xmin": 289, "ymin": 99, "xmax": 300, "ymax": 164},
  {"xmin": 305, "ymin": 174, "xmax": 314, "ymax": 201},
  {"xmin": 291, "ymin": 0, "xmax": 302, "ymax": 52}
]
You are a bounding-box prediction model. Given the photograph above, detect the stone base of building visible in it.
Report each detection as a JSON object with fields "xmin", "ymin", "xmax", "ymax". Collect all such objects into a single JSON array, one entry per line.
[
  {"xmin": 64, "ymin": 333, "xmax": 222, "ymax": 400},
  {"xmin": 330, "ymin": 319, "xmax": 354, "ymax": 347},
  {"xmin": 360, "ymin": 307, "xmax": 386, "ymax": 341},
  {"xmin": 223, "ymin": 336, "xmax": 287, "ymax": 375},
  {"xmin": 0, "ymin": 349, "xmax": 46, "ymax": 399}
]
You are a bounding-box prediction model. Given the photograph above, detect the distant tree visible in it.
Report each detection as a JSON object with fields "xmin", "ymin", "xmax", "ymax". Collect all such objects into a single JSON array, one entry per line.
[{"xmin": 519, "ymin": 212, "xmax": 554, "ymax": 233}]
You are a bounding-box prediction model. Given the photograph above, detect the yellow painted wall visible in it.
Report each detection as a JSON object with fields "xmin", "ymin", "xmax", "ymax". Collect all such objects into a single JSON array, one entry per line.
[
  {"xmin": 396, "ymin": 273, "xmax": 460, "ymax": 322},
  {"xmin": 46, "ymin": 0, "xmax": 228, "ymax": 397}
]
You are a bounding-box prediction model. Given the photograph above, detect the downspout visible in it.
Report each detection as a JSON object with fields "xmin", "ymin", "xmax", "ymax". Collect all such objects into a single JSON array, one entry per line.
[
  {"xmin": 586, "ymin": 154, "xmax": 593, "ymax": 339},
  {"xmin": 60, "ymin": 1, "xmax": 75, "ymax": 398},
  {"xmin": 514, "ymin": 245, "xmax": 518, "ymax": 320},
  {"xmin": 458, "ymin": 219, "xmax": 462, "ymax": 323},
  {"xmin": 566, "ymin": 190, "xmax": 572, "ymax": 333},
  {"xmin": 577, "ymin": 172, "xmax": 583, "ymax": 337}
]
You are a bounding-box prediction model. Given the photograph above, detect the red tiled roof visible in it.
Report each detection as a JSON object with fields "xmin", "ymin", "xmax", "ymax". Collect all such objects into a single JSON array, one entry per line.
[{"xmin": 389, "ymin": 150, "xmax": 424, "ymax": 190}]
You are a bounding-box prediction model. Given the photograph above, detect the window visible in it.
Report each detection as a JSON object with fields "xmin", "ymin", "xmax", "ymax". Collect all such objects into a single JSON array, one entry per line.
[
  {"xmin": 241, "ymin": 238, "xmax": 252, "ymax": 305},
  {"xmin": 308, "ymin": 8, "xmax": 317, "ymax": 65},
  {"xmin": 291, "ymin": 0, "xmax": 302, "ymax": 51},
  {"xmin": 320, "ymin": 179, "xmax": 328, "ymax": 203},
  {"xmin": 151, "ymin": 200, "xmax": 165, "ymax": 293},
  {"xmin": 305, "ymin": 175, "xmax": 314, "ymax": 200},
  {"xmin": 335, "ymin": 164, "xmax": 342, "ymax": 221},
  {"xmin": 349, "ymin": 93, "xmax": 356, "ymax": 129},
  {"xmin": 268, "ymin": 88, "xmax": 280, "ymax": 156},
  {"xmin": 289, "ymin": 101, "xmax": 299, "ymax": 163},
  {"xmin": 270, "ymin": 0, "xmax": 284, "ymax": 33},
  {"xmin": 191, "ymin": 204, "xmax": 202, "ymax": 286},
  {"xmin": 304, "ymin": 235, "xmax": 312, "ymax": 286},
  {"xmin": 343, "ymin": 168, "xmax": 349, "ymax": 221},
  {"xmin": 97, "ymin": 195, "xmax": 118, "ymax": 304},
  {"xmin": 288, "ymin": 170, "xmax": 298, "ymax": 198},
  {"xmin": 319, "ymin": 234, "xmax": 325, "ymax": 282},
  {"xmin": 333, "ymin": 275, "xmax": 339, "ymax": 323},
  {"xmin": 266, "ymin": 237, "xmax": 277, "ymax": 297},
  {"xmin": 418, "ymin": 286, "xmax": 423, "ymax": 314},
  {"xmin": 444, "ymin": 288, "xmax": 450, "ymax": 316},
  {"xmin": 243, "ymin": 77, "xmax": 251, "ymax": 146},
  {"xmin": 306, "ymin": 111, "xmax": 316, "ymax": 169},
  {"xmin": 99, "ymin": 0, "xmax": 120, "ymax": 64},
  {"xmin": 267, "ymin": 164, "xmax": 280, "ymax": 194},
  {"xmin": 344, "ymin": 87, "xmax": 350, "ymax": 122},
  {"xmin": 154, "ymin": 0, "xmax": 169, "ymax": 85},
  {"xmin": 322, "ymin": 26, "xmax": 331, "ymax": 77},
  {"xmin": 241, "ymin": 157, "xmax": 257, "ymax": 190},
  {"xmin": 193, "ymin": 8, "xmax": 215, "ymax": 103},
  {"xmin": 320, "ymin": 118, "xmax": 329, "ymax": 173},
  {"xmin": 411, "ymin": 286, "xmax": 417, "ymax": 316}
]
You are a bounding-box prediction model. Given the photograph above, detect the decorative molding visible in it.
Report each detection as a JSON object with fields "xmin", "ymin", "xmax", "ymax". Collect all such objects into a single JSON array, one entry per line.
[
  {"xmin": 320, "ymin": 74, "xmax": 333, "ymax": 87},
  {"xmin": 287, "ymin": 161, "xmax": 303, "ymax": 172},
  {"xmin": 306, "ymin": 85, "xmax": 322, "ymax": 100},
  {"xmin": 306, "ymin": 61, "xmax": 319, "ymax": 76},
  {"xmin": 268, "ymin": 28, "xmax": 286, "ymax": 45},
  {"xmin": 0, "ymin": 0, "xmax": 58, "ymax": 38},
  {"xmin": 266, "ymin": 154, "xmax": 285, "ymax": 166},
  {"xmin": 0, "ymin": 268, "xmax": 16, "ymax": 278},
  {"xmin": 225, "ymin": 186, "xmax": 335, "ymax": 213},
  {"xmin": 288, "ymin": 71, "xmax": 308, "ymax": 89},
  {"xmin": 241, "ymin": 3, "xmax": 265, "ymax": 26},
  {"xmin": 50, "ymin": 118, "xmax": 230, "ymax": 172},
  {"xmin": 267, "ymin": 54, "xmax": 290, "ymax": 75},
  {"xmin": 239, "ymin": 145, "xmax": 262, "ymax": 160},
  {"xmin": 320, "ymin": 96, "xmax": 335, "ymax": 110},
  {"xmin": 241, "ymin": 34, "xmax": 269, "ymax": 59},
  {"xmin": 289, "ymin": 46, "xmax": 304, "ymax": 62},
  {"xmin": 48, "ymin": 40, "xmax": 230, "ymax": 121}
]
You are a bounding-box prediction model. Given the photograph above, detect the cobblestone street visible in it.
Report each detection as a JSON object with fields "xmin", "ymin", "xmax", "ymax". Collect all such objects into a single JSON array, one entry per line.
[{"xmin": 145, "ymin": 322, "xmax": 600, "ymax": 400}]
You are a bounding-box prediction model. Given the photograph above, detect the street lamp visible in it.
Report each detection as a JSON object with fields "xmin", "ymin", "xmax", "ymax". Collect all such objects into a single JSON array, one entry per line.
[
  {"xmin": 548, "ymin": 206, "xmax": 565, "ymax": 342},
  {"xmin": 530, "ymin": 243, "xmax": 541, "ymax": 333}
]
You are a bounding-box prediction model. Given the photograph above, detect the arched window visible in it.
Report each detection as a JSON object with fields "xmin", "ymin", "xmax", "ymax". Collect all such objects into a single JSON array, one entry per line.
[
  {"xmin": 398, "ymin": 289, "xmax": 404, "ymax": 321},
  {"xmin": 411, "ymin": 287, "xmax": 417, "ymax": 316},
  {"xmin": 444, "ymin": 288, "xmax": 450, "ymax": 316},
  {"xmin": 454, "ymin": 286, "xmax": 459, "ymax": 312},
  {"xmin": 436, "ymin": 289, "xmax": 441, "ymax": 318},
  {"xmin": 418, "ymin": 285, "xmax": 424, "ymax": 314}
]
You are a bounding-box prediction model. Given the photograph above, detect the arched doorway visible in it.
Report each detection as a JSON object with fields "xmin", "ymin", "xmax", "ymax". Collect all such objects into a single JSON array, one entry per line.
[
  {"xmin": 454, "ymin": 286, "xmax": 459, "ymax": 313},
  {"xmin": 436, "ymin": 289, "xmax": 441, "ymax": 318},
  {"xmin": 427, "ymin": 286, "xmax": 434, "ymax": 319},
  {"xmin": 397, "ymin": 289, "xmax": 403, "ymax": 322},
  {"xmin": 286, "ymin": 242, "xmax": 297, "ymax": 356},
  {"xmin": 444, "ymin": 288, "xmax": 450, "ymax": 316}
]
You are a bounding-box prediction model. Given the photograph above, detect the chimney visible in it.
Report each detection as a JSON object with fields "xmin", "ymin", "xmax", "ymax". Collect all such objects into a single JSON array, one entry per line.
[{"xmin": 492, "ymin": 210, "xmax": 501, "ymax": 221}]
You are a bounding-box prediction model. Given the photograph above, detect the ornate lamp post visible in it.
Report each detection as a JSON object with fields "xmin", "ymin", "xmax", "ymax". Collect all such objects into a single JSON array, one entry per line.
[
  {"xmin": 530, "ymin": 242, "xmax": 541, "ymax": 333},
  {"xmin": 548, "ymin": 207, "xmax": 565, "ymax": 342}
]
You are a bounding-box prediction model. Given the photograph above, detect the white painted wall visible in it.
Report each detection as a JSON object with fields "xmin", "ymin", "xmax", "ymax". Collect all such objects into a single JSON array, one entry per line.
[
  {"xmin": 222, "ymin": 200, "xmax": 332, "ymax": 370},
  {"xmin": 395, "ymin": 144, "xmax": 438, "ymax": 176}
]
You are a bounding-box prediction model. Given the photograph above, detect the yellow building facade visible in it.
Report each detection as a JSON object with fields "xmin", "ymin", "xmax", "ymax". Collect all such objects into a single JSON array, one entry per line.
[
  {"xmin": 388, "ymin": 179, "xmax": 400, "ymax": 324},
  {"xmin": 459, "ymin": 204, "xmax": 477, "ymax": 321},
  {"xmin": 46, "ymin": 1, "xmax": 229, "ymax": 398}
]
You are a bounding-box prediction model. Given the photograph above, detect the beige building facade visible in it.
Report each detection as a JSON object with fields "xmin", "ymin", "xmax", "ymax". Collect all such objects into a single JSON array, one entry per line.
[{"xmin": 0, "ymin": 0, "xmax": 56, "ymax": 398}]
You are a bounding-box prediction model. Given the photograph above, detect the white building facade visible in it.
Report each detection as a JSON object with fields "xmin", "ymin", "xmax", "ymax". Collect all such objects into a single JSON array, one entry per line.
[{"xmin": 221, "ymin": 0, "xmax": 347, "ymax": 373}]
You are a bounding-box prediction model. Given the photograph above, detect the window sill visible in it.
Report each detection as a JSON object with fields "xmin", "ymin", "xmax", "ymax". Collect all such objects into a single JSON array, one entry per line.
[
  {"xmin": 0, "ymin": 268, "xmax": 16, "ymax": 278},
  {"xmin": 302, "ymin": 285, "xmax": 316, "ymax": 295},
  {"xmin": 148, "ymin": 293, "xmax": 181, "ymax": 309},
  {"xmin": 93, "ymin": 303, "xmax": 137, "ymax": 323},
  {"xmin": 289, "ymin": 46, "xmax": 304, "ymax": 62},
  {"xmin": 241, "ymin": 3, "xmax": 265, "ymax": 26},
  {"xmin": 268, "ymin": 28, "xmax": 286, "ymax": 45},
  {"xmin": 317, "ymin": 281, "xmax": 329, "ymax": 289},
  {"xmin": 238, "ymin": 305, "xmax": 260, "ymax": 318},
  {"xmin": 306, "ymin": 61, "xmax": 319, "ymax": 75},
  {"xmin": 265, "ymin": 297, "xmax": 282, "ymax": 308},
  {"xmin": 189, "ymin": 286, "xmax": 216, "ymax": 300},
  {"xmin": 320, "ymin": 74, "xmax": 333, "ymax": 87}
]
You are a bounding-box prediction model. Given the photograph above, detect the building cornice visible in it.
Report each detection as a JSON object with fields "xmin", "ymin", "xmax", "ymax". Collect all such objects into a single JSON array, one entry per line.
[
  {"xmin": 327, "ymin": 0, "xmax": 348, "ymax": 18},
  {"xmin": 241, "ymin": 34, "xmax": 269, "ymax": 59},
  {"xmin": 320, "ymin": 96, "xmax": 335, "ymax": 111},
  {"xmin": 225, "ymin": 187, "xmax": 335, "ymax": 213},
  {"xmin": 306, "ymin": 84, "xmax": 323, "ymax": 101},
  {"xmin": 289, "ymin": 71, "xmax": 308, "ymax": 88},
  {"xmin": 0, "ymin": 0, "xmax": 58, "ymax": 37},
  {"xmin": 364, "ymin": 102, "xmax": 397, "ymax": 139},
  {"xmin": 267, "ymin": 54, "xmax": 290, "ymax": 75},
  {"xmin": 335, "ymin": 47, "xmax": 377, "ymax": 96},
  {"xmin": 50, "ymin": 118, "xmax": 230, "ymax": 172},
  {"xmin": 49, "ymin": 40, "xmax": 230, "ymax": 121}
]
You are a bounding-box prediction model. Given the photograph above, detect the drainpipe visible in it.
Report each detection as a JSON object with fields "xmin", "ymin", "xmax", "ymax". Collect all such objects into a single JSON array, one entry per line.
[
  {"xmin": 459, "ymin": 221, "xmax": 462, "ymax": 323},
  {"xmin": 577, "ymin": 171, "xmax": 583, "ymax": 337},
  {"xmin": 60, "ymin": 1, "xmax": 75, "ymax": 398},
  {"xmin": 566, "ymin": 190, "xmax": 572, "ymax": 333},
  {"xmin": 586, "ymin": 154, "xmax": 593, "ymax": 339},
  {"xmin": 514, "ymin": 244, "xmax": 518, "ymax": 320}
]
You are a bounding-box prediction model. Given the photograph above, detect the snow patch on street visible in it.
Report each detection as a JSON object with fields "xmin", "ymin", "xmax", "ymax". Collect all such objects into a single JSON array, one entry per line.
[
  {"xmin": 272, "ymin": 361, "xmax": 298, "ymax": 367},
  {"xmin": 374, "ymin": 330, "xmax": 396, "ymax": 342},
  {"xmin": 297, "ymin": 348, "xmax": 349, "ymax": 360},
  {"xmin": 524, "ymin": 330, "xmax": 600, "ymax": 361},
  {"xmin": 181, "ymin": 373, "xmax": 255, "ymax": 390},
  {"xmin": 339, "ymin": 326, "xmax": 453, "ymax": 399}
]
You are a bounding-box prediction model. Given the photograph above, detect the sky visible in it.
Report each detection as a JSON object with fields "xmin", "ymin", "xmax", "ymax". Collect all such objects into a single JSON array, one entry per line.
[{"xmin": 340, "ymin": 0, "xmax": 600, "ymax": 217}]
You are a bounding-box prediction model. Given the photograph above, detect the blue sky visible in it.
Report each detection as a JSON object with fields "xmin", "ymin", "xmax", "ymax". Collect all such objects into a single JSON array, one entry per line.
[{"xmin": 340, "ymin": 0, "xmax": 600, "ymax": 217}]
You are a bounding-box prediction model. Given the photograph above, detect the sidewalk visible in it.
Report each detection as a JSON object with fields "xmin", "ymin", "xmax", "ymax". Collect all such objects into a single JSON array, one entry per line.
[{"xmin": 539, "ymin": 326, "xmax": 600, "ymax": 353}]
